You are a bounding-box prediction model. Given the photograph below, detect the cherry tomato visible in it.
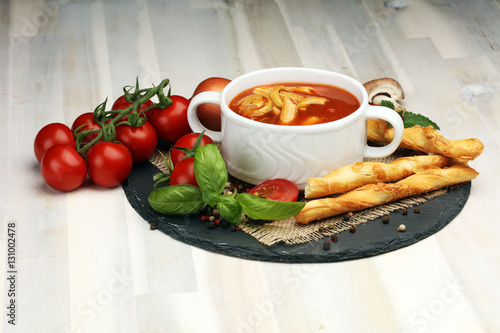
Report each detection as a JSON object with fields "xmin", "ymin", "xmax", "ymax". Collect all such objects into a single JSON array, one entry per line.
[
  {"xmin": 170, "ymin": 132, "xmax": 214, "ymax": 166},
  {"xmin": 115, "ymin": 122, "xmax": 158, "ymax": 163},
  {"xmin": 40, "ymin": 144, "xmax": 87, "ymax": 191},
  {"xmin": 86, "ymin": 142, "xmax": 133, "ymax": 187},
  {"xmin": 34, "ymin": 123, "xmax": 76, "ymax": 163},
  {"xmin": 149, "ymin": 95, "xmax": 192, "ymax": 143},
  {"xmin": 111, "ymin": 95, "xmax": 154, "ymax": 121},
  {"xmin": 169, "ymin": 158, "xmax": 198, "ymax": 187},
  {"xmin": 249, "ymin": 178, "xmax": 299, "ymax": 202},
  {"xmin": 71, "ymin": 112, "xmax": 102, "ymax": 143}
]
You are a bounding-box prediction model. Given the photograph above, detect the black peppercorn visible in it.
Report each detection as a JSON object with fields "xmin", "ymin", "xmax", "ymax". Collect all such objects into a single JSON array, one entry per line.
[
  {"xmin": 402, "ymin": 208, "xmax": 408, "ymax": 215},
  {"xmin": 382, "ymin": 215, "xmax": 390, "ymax": 224},
  {"xmin": 221, "ymin": 219, "xmax": 230, "ymax": 228},
  {"xmin": 150, "ymin": 223, "xmax": 157, "ymax": 230},
  {"xmin": 323, "ymin": 241, "xmax": 331, "ymax": 250},
  {"xmin": 414, "ymin": 207, "xmax": 420, "ymax": 214},
  {"xmin": 207, "ymin": 221, "xmax": 216, "ymax": 229},
  {"xmin": 230, "ymin": 224, "xmax": 238, "ymax": 232},
  {"xmin": 343, "ymin": 212, "xmax": 354, "ymax": 221}
]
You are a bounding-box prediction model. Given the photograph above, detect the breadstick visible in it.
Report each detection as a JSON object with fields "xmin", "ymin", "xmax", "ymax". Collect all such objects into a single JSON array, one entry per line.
[
  {"xmin": 367, "ymin": 119, "xmax": 484, "ymax": 161},
  {"xmin": 305, "ymin": 154, "xmax": 456, "ymax": 199},
  {"xmin": 295, "ymin": 164, "xmax": 478, "ymax": 224}
]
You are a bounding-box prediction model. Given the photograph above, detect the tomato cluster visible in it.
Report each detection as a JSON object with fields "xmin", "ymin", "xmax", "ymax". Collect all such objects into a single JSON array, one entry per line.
[
  {"xmin": 151, "ymin": 132, "xmax": 214, "ymax": 188},
  {"xmin": 169, "ymin": 133, "xmax": 214, "ymax": 186},
  {"xmin": 34, "ymin": 79, "xmax": 194, "ymax": 191}
]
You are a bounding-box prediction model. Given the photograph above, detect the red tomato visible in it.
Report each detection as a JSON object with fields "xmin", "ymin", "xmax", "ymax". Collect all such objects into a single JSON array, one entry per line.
[
  {"xmin": 34, "ymin": 123, "xmax": 76, "ymax": 163},
  {"xmin": 115, "ymin": 122, "xmax": 158, "ymax": 163},
  {"xmin": 169, "ymin": 158, "xmax": 198, "ymax": 187},
  {"xmin": 189, "ymin": 77, "xmax": 230, "ymax": 131},
  {"xmin": 149, "ymin": 95, "xmax": 192, "ymax": 143},
  {"xmin": 71, "ymin": 112, "xmax": 102, "ymax": 143},
  {"xmin": 86, "ymin": 142, "xmax": 133, "ymax": 187},
  {"xmin": 249, "ymin": 179, "xmax": 299, "ymax": 202},
  {"xmin": 111, "ymin": 95, "xmax": 154, "ymax": 121},
  {"xmin": 40, "ymin": 144, "xmax": 87, "ymax": 191},
  {"xmin": 170, "ymin": 133, "xmax": 214, "ymax": 166}
]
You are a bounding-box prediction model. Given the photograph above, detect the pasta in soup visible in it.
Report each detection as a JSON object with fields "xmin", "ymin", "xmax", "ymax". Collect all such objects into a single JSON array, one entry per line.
[{"xmin": 229, "ymin": 82, "xmax": 360, "ymax": 125}]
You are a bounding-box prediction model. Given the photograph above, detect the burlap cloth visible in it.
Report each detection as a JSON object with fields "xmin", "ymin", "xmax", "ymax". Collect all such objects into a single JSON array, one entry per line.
[{"xmin": 149, "ymin": 146, "xmax": 446, "ymax": 246}]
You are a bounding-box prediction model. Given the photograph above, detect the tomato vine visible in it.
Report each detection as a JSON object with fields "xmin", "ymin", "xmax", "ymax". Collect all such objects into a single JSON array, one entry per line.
[{"xmin": 74, "ymin": 78, "xmax": 172, "ymax": 155}]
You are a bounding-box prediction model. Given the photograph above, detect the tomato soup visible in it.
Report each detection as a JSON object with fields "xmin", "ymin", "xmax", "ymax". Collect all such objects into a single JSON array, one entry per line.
[{"xmin": 228, "ymin": 82, "xmax": 360, "ymax": 126}]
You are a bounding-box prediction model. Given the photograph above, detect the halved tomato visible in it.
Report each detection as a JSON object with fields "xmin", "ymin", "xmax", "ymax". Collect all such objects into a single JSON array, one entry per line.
[{"xmin": 249, "ymin": 178, "xmax": 299, "ymax": 202}]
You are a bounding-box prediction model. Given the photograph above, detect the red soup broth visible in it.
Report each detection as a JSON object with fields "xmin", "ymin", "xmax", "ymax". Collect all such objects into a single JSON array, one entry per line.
[{"xmin": 228, "ymin": 82, "xmax": 360, "ymax": 126}]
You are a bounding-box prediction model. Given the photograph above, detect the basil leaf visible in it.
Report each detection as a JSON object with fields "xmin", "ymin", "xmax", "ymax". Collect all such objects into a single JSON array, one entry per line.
[
  {"xmin": 217, "ymin": 195, "xmax": 243, "ymax": 224},
  {"xmin": 194, "ymin": 144, "xmax": 228, "ymax": 207},
  {"xmin": 236, "ymin": 193, "xmax": 306, "ymax": 221},
  {"xmin": 202, "ymin": 190, "xmax": 220, "ymax": 208},
  {"xmin": 380, "ymin": 99, "xmax": 395, "ymax": 110},
  {"xmin": 380, "ymin": 99, "xmax": 440, "ymax": 130},
  {"xmin": 148, "ymin": 184, "xmax": 206, "ymax": 215},
  {"xmin": 402, "ymin": 111, "xmax": 440, "ymax": 130}
]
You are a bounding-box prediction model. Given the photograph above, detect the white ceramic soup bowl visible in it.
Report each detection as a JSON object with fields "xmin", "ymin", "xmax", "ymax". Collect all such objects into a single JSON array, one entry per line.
[{"xmin": 187, "ymin": 67, "xmax": 404, "ymax": 190}]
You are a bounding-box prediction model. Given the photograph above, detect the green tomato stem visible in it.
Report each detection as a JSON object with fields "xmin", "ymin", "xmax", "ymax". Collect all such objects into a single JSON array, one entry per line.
[{"xmin": 75, "ymin": 78, "xmax": 171, "ymax": 155}]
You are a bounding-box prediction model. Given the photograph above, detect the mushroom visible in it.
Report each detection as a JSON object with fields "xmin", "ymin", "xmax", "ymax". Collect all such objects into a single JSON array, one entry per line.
[{"xmin": 363, "ymin": 78, "xmax": 404, "ymax": 107}]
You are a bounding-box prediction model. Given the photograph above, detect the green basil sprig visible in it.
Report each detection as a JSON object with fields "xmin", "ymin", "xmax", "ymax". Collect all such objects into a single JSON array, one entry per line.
[
  {"xmin": 236, "ymin": 193, "xmax": 305, "ymax": 221},
  {"xmin": 149, "ymin": 184, "xmax": 206, "ymax": 215},
  {"xmin": 193, "ymin": 144, "xmax": 228, "ymax": 207},
  {"xmin": 217, "ymin": 195, "xmax": 244, "ymax": 224},
  {"xmin": 148, "ymin": 143, "xmax": 305, "ymax": 224}
]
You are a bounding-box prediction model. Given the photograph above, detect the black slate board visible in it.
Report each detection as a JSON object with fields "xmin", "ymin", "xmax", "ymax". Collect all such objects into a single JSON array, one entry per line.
[{"xmin": 123, "ymin": 161, "xmax": 471, "ymax": 263}]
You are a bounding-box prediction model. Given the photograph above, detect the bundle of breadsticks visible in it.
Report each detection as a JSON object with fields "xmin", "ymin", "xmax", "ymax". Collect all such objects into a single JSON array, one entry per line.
[
  {"xmin": 295, "ymin": 156, "xmax": 478, "ymax": 224},
  {"xmin": 304, "ymin": 154, "xmax": 463, "ymax": 199}
]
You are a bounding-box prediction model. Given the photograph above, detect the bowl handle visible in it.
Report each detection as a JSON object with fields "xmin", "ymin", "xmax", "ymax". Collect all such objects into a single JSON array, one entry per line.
[
  {"xmin": 187, "ymin": 91, "xmax": 222, "ymax": 142},
  {"xmin": 364, "ymin": 105, "xmax": 404, "ymax": 159}
]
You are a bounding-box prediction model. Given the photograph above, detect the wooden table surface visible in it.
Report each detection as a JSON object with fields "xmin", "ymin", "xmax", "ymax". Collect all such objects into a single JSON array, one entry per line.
[{"xmin": 1, "ymin": 0, "xmax": 499, "ymax": 332}]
